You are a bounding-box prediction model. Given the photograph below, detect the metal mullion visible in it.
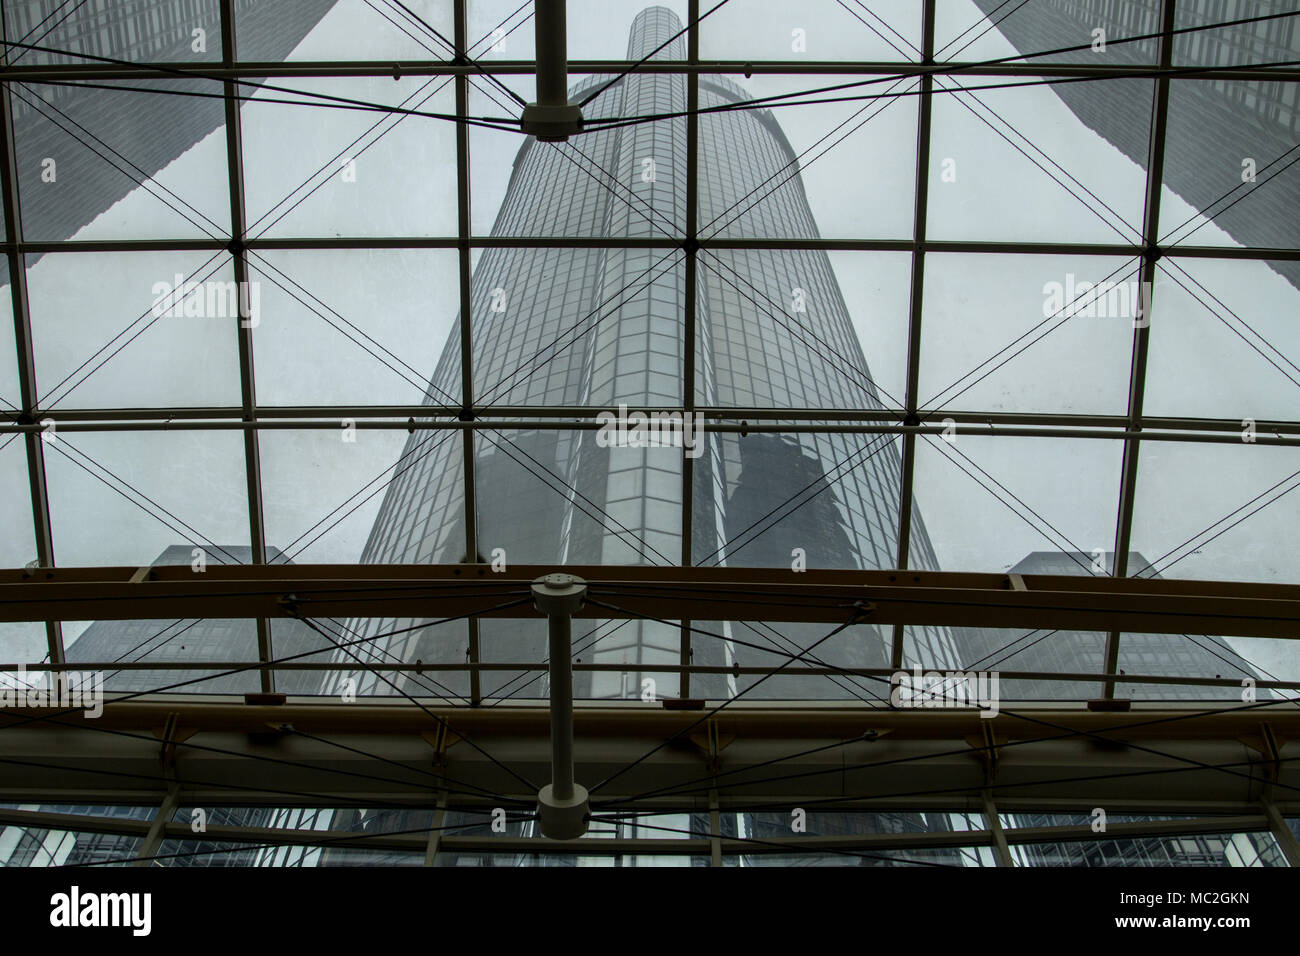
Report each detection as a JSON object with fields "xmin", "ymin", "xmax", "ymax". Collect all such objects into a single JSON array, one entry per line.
[
  {"xmin": 26, "ymin": 405, "xmax": 1300, "ymax": 433},
  {"xmin": 1104, "ymin": 0, "xmax": 1177, "ymax": 699},
  {"xmin": 891, "ymin": 0, "xmax": 936, "ymax": 669},
  {"xmin": 132, "ymin": 783, "xmax": 180, "ymax": 866},
  {"xmin": 9, "ymin": 60, "xmax": 1300, "ymax": 83},
  {"xmin": 982, "ymin": 788, "xmax": 1013, "ymax": 867},
  {"xmin": 708, "ymin": 787, "xmax": 722, "ymax": 866},
  {"xmin": 680, "ymin": 0, "xmax": 700, "ymax": 698},
  {"xmin": 1262, "ymin": 795, "xmax": 1300, "ymax": 867},
  {"xmin": 0, "ymin": 20, "xmax": 63, "ymax": 665},
  {"xmin": 14, "ymin": 236, "xmax": 1300, "ymax": 259},
  {"xmin": 8, "ymin": 658, "xmax": 1299, "ymax": 694},
  {"xmin": 454, "ymin": 0, "xmax": 481, "ymax": 706},
  {"xmin": 218, "ymin": 0, "xmax": 272, "ymax": 693},
  {"xmin": 424, "ymin": 788, "xmax": 449, "ymax": 866}
]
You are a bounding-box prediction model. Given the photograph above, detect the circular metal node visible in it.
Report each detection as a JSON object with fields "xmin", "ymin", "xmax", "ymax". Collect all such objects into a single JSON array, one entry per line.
[{"xmin": 537, "ymin": 782, "xmax": 590, "ymax": 840}]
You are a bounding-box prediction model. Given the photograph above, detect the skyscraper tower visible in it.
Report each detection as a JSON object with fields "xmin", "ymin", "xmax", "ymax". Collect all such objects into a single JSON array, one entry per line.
[{"xmin": 339, "ymin": 5, "xmax": 961, "ymax": 704}]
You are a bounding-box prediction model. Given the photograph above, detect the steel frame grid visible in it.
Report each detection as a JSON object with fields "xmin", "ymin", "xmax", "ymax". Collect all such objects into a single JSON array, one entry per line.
[
  {"xmin": 3, "ymin": 694, "xmax": 1300, "ymax": 866},
  {"xmin": 0, "ymin": 5, "xmax": 1293, "ymax": 730}
]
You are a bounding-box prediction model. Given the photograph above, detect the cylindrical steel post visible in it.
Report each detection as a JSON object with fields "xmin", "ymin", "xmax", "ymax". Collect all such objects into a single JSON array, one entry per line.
[
  {"xmin": 520, "ymin": 0, "xmax": 583, "ymax": 139},
  {"xmin": 531, "ymin": 573, "xmax": 589, "ymax": 838},
  {"xmin": 545, "ymin": 594, "xmax": 575, "ymax": 799},
  {"xmin": 533, "ymin": 0, "xmax": 569, "ymax": 108}
]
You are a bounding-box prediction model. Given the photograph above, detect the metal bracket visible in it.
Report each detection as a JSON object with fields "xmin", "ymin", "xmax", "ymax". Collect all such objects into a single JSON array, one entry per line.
[
  {"xmin": 965, "ymin": 722, "xmax": 1002, "ymax": 784},
  {"xmin": 689, "ymin": 718, "xmax": 735, "ymax": 774},
  {"xmin": 421, "ymin": 724, "xmax": 461, "ymax": 769},
  {"xmin": 153, "ymin": 712, "xmax": 196, "ymax": 774}
]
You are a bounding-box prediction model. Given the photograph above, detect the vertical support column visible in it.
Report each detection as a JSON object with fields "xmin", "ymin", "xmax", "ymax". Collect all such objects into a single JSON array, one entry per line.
[
  {"xmin": 1104, "ymin": 0, "xmax": 1175, "ymax": 698},
  {"xmin": 0, "ymin": 18, "xmax": 63, "ymax": 667},
  {"xmin": 708, "ymin": 787, "xmax": 722, "ymax": 867},
  {"xmin": 454, "ymin": 0, "xmax": 482, "ymax": 706},
  {"xmin": 1262, "ymin": 796, "xmax": 1300, "ymax": 867},
  {"xmin": 424, "ymin": 788, "xmax": 449, "ymax": 867},
  {"xmin": 680, "ymin": 0, "xmax": 701, "ymax": 700},
  {"xmin": 219, "ymin": 0, "xmax": 273, "ymax": 692},
  {"xmin": 133, "ymin": 784, "xmax": 180, "ymax": 866},
  {"xmin": 520, "ymin": 0, "xmax": 583, "ymax": 140},
  {"xmin": 532, "ymin": 572, "xmax": 589, "ymax": 839},
  {"xmin": 892, "ymin": 0, "xmax": 936, "ymax": 672},
  {"xmin": 982, "ymin": 789, "xmax": 1014, "ymax": 867}
]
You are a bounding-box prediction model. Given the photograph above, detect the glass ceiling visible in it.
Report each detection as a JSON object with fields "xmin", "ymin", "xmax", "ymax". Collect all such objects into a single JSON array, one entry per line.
[{"xmin": 0, "ymin": 0, "xmax": 1297, "ymax": 705}]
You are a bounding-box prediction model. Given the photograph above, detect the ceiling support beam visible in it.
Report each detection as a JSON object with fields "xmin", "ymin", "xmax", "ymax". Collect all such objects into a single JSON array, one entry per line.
[{"xmin": 1, "ymin": 564, "xmax": 1295, "ymax": 637}]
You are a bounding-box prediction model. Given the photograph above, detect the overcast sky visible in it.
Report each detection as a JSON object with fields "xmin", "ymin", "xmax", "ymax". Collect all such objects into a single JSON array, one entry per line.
[{"xmin": 0, "ymin": 0, "xmax": 1295, "ymax": 680}]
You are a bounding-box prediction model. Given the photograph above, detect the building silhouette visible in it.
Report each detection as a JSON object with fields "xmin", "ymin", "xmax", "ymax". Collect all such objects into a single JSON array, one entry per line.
[
  {"xmin": 971, "ymin": 0, "xmax": 1300, "ymax": 289},
  {"xmin": 6, "ymin": 0, "xmax": 338, "ymax": 245}
]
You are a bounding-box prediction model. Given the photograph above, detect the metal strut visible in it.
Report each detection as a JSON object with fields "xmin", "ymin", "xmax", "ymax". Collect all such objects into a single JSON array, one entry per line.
[
  {"xmin": 520, "ymin": 0, "xmax": 583, "ymax": 140},
  {"xmin": 532, "ymin": 573, "xmax": 590, "ymax": 838}
]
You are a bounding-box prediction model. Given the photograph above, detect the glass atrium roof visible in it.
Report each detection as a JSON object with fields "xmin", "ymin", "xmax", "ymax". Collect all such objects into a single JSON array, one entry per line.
[
  {"xmin": 0, "ymin": 0, "xmax": 1299, "ymax": 876},
  {"xmin": 0, "ymin": 0, "xmax": 1297, "ymax": 703}
]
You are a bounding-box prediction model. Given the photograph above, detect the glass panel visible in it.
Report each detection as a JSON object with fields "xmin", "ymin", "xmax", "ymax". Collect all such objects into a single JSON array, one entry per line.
[
  {"xmin": 334, "ymin": 424, "xmax": 467, "ymax": 566},
  {"xmin": 478, "ymin": 617, "xmax": 671, "ymax": 702},
  {"xmin": 43, "ymin": 429, "xmax": 251, "ymax": 566},
  {"xmin": 237, "ymin": 0, "xmax": 453, "ymax": 62},
  {"xmin": 240, "ymin": 77, "xmax": 458, "ymax": 238},
  {"xmin": 919, "ymin": 253, "xmax": 1138, "ymax": 415},
  {"xmin": 493, "ymin": 73, "xmax": 685, "ymax": 240},
  {"xmin": 699, "ymin": 75, "xmax": 918, "ymax": 241},
  {"xmin": 3, "ymin": 0, "xmax": 223, "ymax": 66},
  {"xmin": 1012, "ymin": 831, "xmax": 1285, "ymax": 867},
  {"xmin": 0, "ymin": 435, "xmax": 36, "ymax": 569},
  {"xmin": 702, "ymin": 249, "xmax": 901, "ymax": 409},
  {"xmin": 702, "ymin": 0, "xmax": 921, "ymax": 62},
  {"xmin": 927, "ymin": 77, "xmax": 1151, "ymax": 243},
  {"xmin": 1129, "ymin": 440, "xmax": 1300, "ymax": 584},
  {"xmin": 469, "ymin": 76, "xmax": 533, "ymax": 237},
  {"xmin": 435, "ymin": 852, "xmax": 713, "ymax": 866},
  {"xmin": 475, "ymin": 428, "xmax": 682, "ymax": 566},
  {"xmin": 565, "ymin": 1, "xmax": 689, "ymax": 61},
  {"xmin": 260, "ymin": 428, "xmax": 414, "ymax": 564},
  {"xmin": 688, "ymin": 618, "xmax": 892, "ymax": 702},
  {"xmin": 0, "ymin": 259, "xmax": 20, "ymax": 409},
  {"xmin": 1161, "ymin": 79, "xmax": 1300, "ymax": 252},
  {"xmin": 936, "ymin": 0, "xmax": 1161, "ymax": 65},
  {"xmin": 1173, "ymin": 4, "xmax": 1300, "ymax": 67},
  {"xmin": 999, "ymin": 811, "xmax": 1204, "ymax": 828},
  {"xmin": 911, "ymin": 434, "xmax": 1124, "ymax": 573},
  {"xmin": 471, "ymin": 249, "xmax": 684, "ymax": 406},
  {"xmin": 0, "ymin": 825, "xmax": 143, "ymax": 866},
  {"xmin": 908, "ymin": 624, "xmax": 1104, "ymax": 702},
  {"xmin": 466, "ymin": 0, "xmax": 536, "ymax": 62},
  {"xmin": 27, "ymin": 251, "xmax": 243, "ymax": 409},
  {"xmin": 12, "ymin": 79, "xmax": 231, "ymax": 242},
  {"xmin": 694, "ymin": 428, "xmax": 905, "ymax": 572},
  {"xmin": 1115, "ymin": 632, "xmax": 1270, "ymax": 701},
  {"xmin": 317, "ymin": 614, "xmax": 471, "ymax": 701},
  {"xmin": 0, "ymin": 623, "xmax": 48, "ymax": 674},
  {"xmin": 154, "ymin": 839, "xmax": 422, "ymax": 866},
  {"xmin": 1146, "ymin": 257, "xmax": 1300, "ymax": 422},
  {"xmin": 738, "ymin": 847, "xmax": 996, "ymax": 867},
  {"xmin": 60, "ymin": 611, "xmax": 338, "ymax": 697},
  {"xmin": 248, "ymin": 248, "xmax": 458, "ymax": 408}
]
